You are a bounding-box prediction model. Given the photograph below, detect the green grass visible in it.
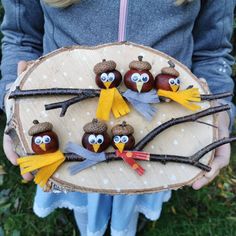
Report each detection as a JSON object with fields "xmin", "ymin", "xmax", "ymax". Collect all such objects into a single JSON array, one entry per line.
[{"xmin": 1, "ymin": 114, "xmax": 236, "ymax": 236}]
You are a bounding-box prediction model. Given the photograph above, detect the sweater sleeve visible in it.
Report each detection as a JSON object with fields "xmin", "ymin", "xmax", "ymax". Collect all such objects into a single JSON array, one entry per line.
[
  {"xmin": 191, "ymin": 0, "xmax": 236, "ymax": 128},
  {"xmin": 0, "ymin": 0, "xmax": 44, "ymax": 110}
]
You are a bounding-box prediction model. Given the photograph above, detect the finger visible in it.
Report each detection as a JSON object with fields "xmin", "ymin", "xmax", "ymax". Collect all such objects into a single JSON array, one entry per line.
[
  {"xmin": 3, "ymin": 134, "xmax": 19, "ymax": 166},
  {"xmin": 214, "ymin": 144, "xmax": 231, "ymax": 169},
  {"xmin": 22, "ymin": 172, "xmax": 34, "ymax": 182},
  {"xmin": 17, "ymin": 60, "xmax": 28, "ymax": 76},
  {"xmin": 192, "ymin": 162, "xmax": 220, "ymax": 190}
]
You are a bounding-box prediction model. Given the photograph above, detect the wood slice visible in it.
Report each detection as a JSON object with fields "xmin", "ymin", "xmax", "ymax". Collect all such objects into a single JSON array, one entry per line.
[{"xmin": 6, "ymin": 42, "xmax": 217, "ymax": 194}]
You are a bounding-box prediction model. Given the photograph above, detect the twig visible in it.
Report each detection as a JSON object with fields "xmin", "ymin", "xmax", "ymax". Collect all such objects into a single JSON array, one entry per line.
[
  {"xmin": 134, "ymin": 104, "xmax": 230, "ymax": 151},
  {"xmin": 63, "ymin": 136, "xmax": 236, "ymax": 172},
  {"xmin": 200, "ymin": 92, "xmax": 233, "ymax": 101},
  {"xmin": 45, "ymin": 93, "xmax": 99, "ymax": 117},
  {"xmin": 9, "ymin": 86, "xmax": 100, "ymax": 99}
]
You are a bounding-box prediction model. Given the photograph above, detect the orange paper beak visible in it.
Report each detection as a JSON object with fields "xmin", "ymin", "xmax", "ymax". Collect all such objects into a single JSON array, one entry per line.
[
  {"xmin": 104, "ymin": 82, "xmax": 112, "ymax": 89},
  {"xmin": 170, "ymin": 84, "xmax": 179, "ymax": 92},
  {"xmin": 39, "ymin": 143, "xmax": 46, "ymax": 151},
  {"xmin": 92, "ymin": 144, "xmax": 100, "ymax": 153},
  {"xmin": 115, "ymin": 143, "xmax": 125, "ymax": 153}
]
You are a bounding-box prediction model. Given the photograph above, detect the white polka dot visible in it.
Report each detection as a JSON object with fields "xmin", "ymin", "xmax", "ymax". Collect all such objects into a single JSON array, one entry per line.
[
  {"xmin": 181, "ymin": 165, "xmax": 185, "ymax": 170},
  {"xmin": 159, "ymin": 58, "xmax": 164, "ymax": 62},
  {"xmin": 151, "ymin": 145, "xmax": 155, "ymax": 150},
  {"xmin": 23, "ymin": 130, "xmax": 26, "ymax": 134},
  {"xmin": 170, "ymin": 175, "xmax": 176, "ymax": 181},
  {"xmin": 116, "ymin": 188, "xmax": 121, "ymax": 193},
  {"xmin": 61, "ymin": 62, "xmax": 65, "ymax": 66},
  {"xmin": 110, "ymin": 121, "xmax": 114, "ymax": 125},
  {"xmin": 92, "ymin": 166, "xmax": 97, "ymax": 170},
  {"xmin": 159, "ymin": 169, "xmax": 164, "ymax": 174},
  {"xmin": 63, "ymin": 72, "xmax": 68, "ymax": 77},
  {"xmin": 140, "ymin": 130, "xmax": 144, "ymax": 134},
  {"xmin": 218, "ymin": 68, "xmax": 223, "ymax": 72},
  {"xmin": 192, "ymin": 135, "xmax": 196, "ymax": 139},
  {"xmin": 82, "ymin": 56, "xmax": 87, "ymax": 61},
  {"xmin": 157, "ymin": 121, "xmax": 162, "ymax": 126},
  {"xmin": 139, "ymin": 52, "xmax": 145, "ymax": 57},
  {"xmin": 53, "ymin": 79, "xmax": 57, "ymax": 82},
  {"xmin": 162, "ymin": 114, "xmax": 166, "ymax": 117},
  {"xmin": 103, "ymin": 48, "xmax": 107, "ymax": 52},
  {"xmin": 68, "ymin": 132, "xmax": 72, "ymax": 137},
  {"xmin": 72, "ymin": 118, "xmax": 76, "ymax": 122},
  {"xmin": 120, "ymin": 69, "xmax": 125, "ymax": 73},
  {"xmin": 26, "ymin": 108, "xmax": 30, "ymax": 112},
  {"xmin": 147, "ymin": 164, "xmax": 152, "ymax": 168},
  {"xmin": 117, "ymin": 50, "xmax": 121, "ymax": 54},
  {"xmin": 79, "ymin": 77, "xmax": 83, "ymax": 81},
  {"xmin": 54, "ymin": 173, "xmax": 60, "ymax": 178},
  {"xmin": 80, "ymin": 178, "xmax": 85, "ymax": 182},
  {"xmin": 181, "ymin": 128, "xmax": 185, "ymax": 132},
  {"xmin": 43, "ymin": 75, "xmax": 47, "ymax": 79},
  {"xmin": 86, "ymin": 112, "xmax": 91, "ymax": 116},
  {"xmin": 119, "ymin": 167, "xmax": 123, "ymax": 172},
  {"xmin": 89, "ymin": 85, "xmax": 93, "ymax": 89},
  {"xmin": 143, "ymin": 180, "xmax": 148, "ymax": 185},
  {"xmin": 28, "ymin": 78, "xmax": 32, "ymax": 82},
  {"xmin": 173, "ymin": 140, "xmax": 178, "ymax": 145},
  {"xmin": 103, "ymin": 179, "xmax": 109, "ymax": 185}
]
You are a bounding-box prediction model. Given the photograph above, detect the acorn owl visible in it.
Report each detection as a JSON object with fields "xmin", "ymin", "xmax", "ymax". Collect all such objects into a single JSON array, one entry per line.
[
  {"xmin": 155, "ymin": 60, "xmax": 201, "ymax": 111},
  {"xmin": 94, "ymin": 59, "xmax": 130, "ymax": 121},
  {"xmin": 82, "ymin": 119, "xmax": 111, "ymax": 153},
  {"xmin": 17, "ymin": 120, "xmax": 65, "ymax": 188},
  {"xmin": 65, "ymin": 119, "xmax": 110, "ymax": 175},
  {"xmin": 123, "ymin": 56, "xmax": 160, "ymax": 121},
  {"xmin": 111, "ymin": 122, "xmax": 149, "ymax": 176}
]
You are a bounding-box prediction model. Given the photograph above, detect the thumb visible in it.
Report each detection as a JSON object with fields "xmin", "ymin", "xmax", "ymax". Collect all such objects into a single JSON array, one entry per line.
[{"xmin": 17, "ymin": 61, "xmax": 28, "ymax": 76}]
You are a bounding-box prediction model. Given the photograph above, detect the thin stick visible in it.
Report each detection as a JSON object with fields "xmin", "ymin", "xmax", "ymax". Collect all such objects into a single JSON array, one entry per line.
[
  {"xmin": 45, "ymin": 94, "xmax": 99, "ymax": 117},
  {"xmin": 200, "ymin": 92, "xmax": 233, "ymax": 101},
  {"xmin": 63, "ymin": 137, "xmax": 236, "ymax": 172},
  {"xmin": 134, "ymin": 104, "xmax": 230, "ymax": 151}
]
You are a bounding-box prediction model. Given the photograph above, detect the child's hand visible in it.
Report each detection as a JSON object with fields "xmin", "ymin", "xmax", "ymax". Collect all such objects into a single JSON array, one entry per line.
[
  {"xmin": 192, "ymin": 111, "xmax": 230, "ymax": 190},
  {"xmin": 3, "ymin": 60, "xmax": 34, "ymax": 181}
]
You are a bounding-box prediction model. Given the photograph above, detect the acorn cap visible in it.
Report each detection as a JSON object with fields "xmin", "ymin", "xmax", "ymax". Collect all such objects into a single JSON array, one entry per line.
[
  {"xmin": 129, "ymin": 56, "xmax": 152, "ymax": 71},
  {"xmin": 83, "ymin": 119, "xmax": 108, "ymax": 134},
  {"xmin": 28, "ymin": 120, "xmax": 53, "ymax": 136},
  {"xmin": 161, "ymin": 60, "xmax": 180, "ymax": 77},
  {"xmin": 93, "ymin": 59, "xmax": 117, "ymax": 75},
  {"xmin": 111, "ymin": 121, "xmax": 134, "ymax": 136}
]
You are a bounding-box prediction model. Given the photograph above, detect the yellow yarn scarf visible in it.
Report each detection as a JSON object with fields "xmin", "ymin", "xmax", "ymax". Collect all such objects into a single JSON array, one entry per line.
[
  {"xmin": 17, "ymin": 150, "xmax": 65, "ymax": 188},
  {"xmin": 96, "ymin": 88, "xmax": 130, "ymax": 121},
  {"xmin": 157, "ymin": 88, "xmax": 201, "ymax": 111}
]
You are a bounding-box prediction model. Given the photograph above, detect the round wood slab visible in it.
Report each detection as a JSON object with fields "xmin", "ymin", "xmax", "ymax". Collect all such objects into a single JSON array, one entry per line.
[{"xmin": 6, "ymin": 42, "xmax": 217, "ymax": 194}]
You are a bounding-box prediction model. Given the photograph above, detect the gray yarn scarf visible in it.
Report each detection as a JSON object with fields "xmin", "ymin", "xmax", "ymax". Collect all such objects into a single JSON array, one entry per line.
[
  {"xmin": 123, "ymin": 89, "xmax": 160, "ymax": 121},
  {"xmin": 65, "ymin": 142, "xmax": 106, "ymax": 175}
]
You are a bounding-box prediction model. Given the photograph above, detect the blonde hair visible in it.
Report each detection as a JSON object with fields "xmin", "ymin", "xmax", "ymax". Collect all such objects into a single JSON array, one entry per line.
[{"xmin": 44, "ymin": 0, "xmax": 193, "ymax": 8}]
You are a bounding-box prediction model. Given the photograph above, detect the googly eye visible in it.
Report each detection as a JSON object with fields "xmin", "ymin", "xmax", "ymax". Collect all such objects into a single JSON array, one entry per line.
[
  {"xmin": 43, "ymin": 135, "xmax": 51, "ymax": 144},
  {"xmin": 34, "ymin": 136, "xmax": 43, "ymax": 145},
  {"xmin": 108, "ymin": 72, "xmax": 115, "ymax": 82},
  {"xmin": 168, "ymin": 78, "xmax": 175, "ymax": 85},
  {"xmin": 131, "ymin": 73, "xmax": 140, "ymax": 82},
  {"xmin": 175, "ymin": 78, "xmax": 180, "ymax": 85},
  {"xmin": 141, "ymin": 73, "xmax": 149, "ymax": 83},
  {"xmin": 113, "ymin": 136, "xmax": 121, "ymax": 144},
  {"xmin": 100, "ymin": 73, "xmax": 108, "ymax": 82},
  {"xmin": 88, "ymin": 134, "xmax": 96, "ymax": 144},
  {"xmin": 96, "ymin": 134, "xmax": 104, "ymax": 144},
  {"xmin": 121, "ymin": 135, "xmax": 129, "ymax": 143}
]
